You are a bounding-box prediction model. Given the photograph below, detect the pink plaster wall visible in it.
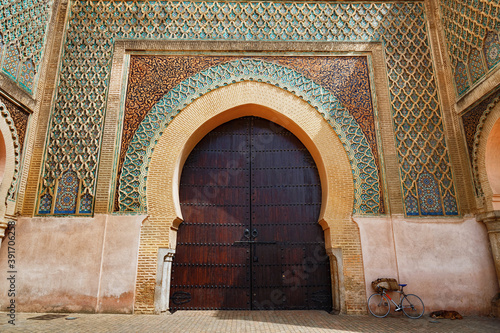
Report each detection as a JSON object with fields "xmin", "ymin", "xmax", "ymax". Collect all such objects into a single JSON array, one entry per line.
[
  {"xmin": 355, "ymin": 217, "xmax": 398, "ymax": 300},
  {"xmin": 356, "ymin": 216, "xmax": 498, "ymax": 315},
  {"xmin": 97, "ymin": 215, "xmax": 143, "ymax": 313},
  {"xmin": 0, "ymin": 215, "xmax": 144, "ymax": 313}
]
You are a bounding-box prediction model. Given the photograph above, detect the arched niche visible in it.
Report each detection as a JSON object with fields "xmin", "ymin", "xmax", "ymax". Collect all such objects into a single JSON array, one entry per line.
[
  {"xmin": 0, "ymin": 100, "xmax": 20, "ymax": 241},
  {"xmin": 0, "ymin": 132, "xmax": 6, "ymax": 182},
  {"xmin": 146, "ymin": 81, "xmax": 355, "ymax": 313},
  {"xmin": 146, "ymin": 81, "xmax": 354, "ymax": 248},
  {"xmin": 486, "ymin": 114, "xmax": 500, "ymax": 210},
  {"xmin": 477, "ymin": 100, "xmax": 500, "ymax": 210}
]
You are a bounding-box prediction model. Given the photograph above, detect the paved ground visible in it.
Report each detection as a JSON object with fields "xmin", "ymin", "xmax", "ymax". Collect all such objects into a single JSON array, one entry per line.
[{"xmin": 1, "ymin": 311, "xmax": 499, "ymax": 332}]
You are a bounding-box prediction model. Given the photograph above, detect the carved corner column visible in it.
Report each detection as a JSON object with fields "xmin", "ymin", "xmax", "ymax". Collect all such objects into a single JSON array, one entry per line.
[
  {"xmin": 477, "ymin": 211, "xmax": 500, "ymax": 317},
  {"xmin": 0, "ymin": 217, "xmax": 15, "ymax": 247},
  {"xmin": 0, "ymin": 219, "xmax": 7, "ymax": 240},
  {"xmin": 154, "ymin": 248, "xmax": 175, "ymax": 314},
  {"xmin": 326, "ymin": 248, "xmax": 346, "ymax": 314}
]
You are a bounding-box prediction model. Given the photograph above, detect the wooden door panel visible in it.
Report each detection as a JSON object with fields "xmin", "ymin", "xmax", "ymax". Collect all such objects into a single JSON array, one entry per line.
[
  {"xmin": 250, "ymin": 116, "xmax": 331, "ymax": 311},
  {"xmin": 188, "ymin": 150, "xmax": 247, "ymax": 169},
  {"xmin": 251, "ymin": 168, "xmax": 318, "ymax": 187},
  {"xmin": 172, "ymin": 116, "xmax": 331, "ymax": 311},
  {"xmin": 253, "ymin": 206, "xmax": 321, "ymax": 224},
  {"xmin": 171, "ymin": 119, "xmax": 251, "ymax": 311},
  {"xmin": 251, "ymin": 186, "xmax": 322, "ymax": 204}
]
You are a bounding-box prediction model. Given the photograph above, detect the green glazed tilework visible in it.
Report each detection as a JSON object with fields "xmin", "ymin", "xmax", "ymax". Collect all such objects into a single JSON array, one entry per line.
[
  {"xmin": 38, "ymin": 1, "xmax": 458, "ymax": 216},
  {"xmin": 119, "ymin": 58, "xmax": 381, "ymax": 214},
  {"xmin": 440, "ymin": 0, "xmax": 500, "ymax": 96},
  {"xmin": 0, "ymin": 0, "xmax": 52, "ymax": 94}
]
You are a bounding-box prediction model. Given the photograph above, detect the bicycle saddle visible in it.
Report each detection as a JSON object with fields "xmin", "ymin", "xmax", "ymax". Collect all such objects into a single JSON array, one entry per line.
[{"xmin": 399, "ymin": 284, "xmax": 407, "ymax": 287}]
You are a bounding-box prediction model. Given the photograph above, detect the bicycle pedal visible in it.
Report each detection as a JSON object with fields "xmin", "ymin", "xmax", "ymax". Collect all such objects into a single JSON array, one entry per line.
[{"xmin": 395, "ymin": 308, "xmax": 402, "ymax": 312}]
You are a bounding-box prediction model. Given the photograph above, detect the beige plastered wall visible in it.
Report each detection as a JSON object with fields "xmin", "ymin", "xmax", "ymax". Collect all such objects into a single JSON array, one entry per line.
[
  {"xmin": 0, "ymin": 214, "xmax": 145, "ymax": 313},
  {"xmin": 356, "ymin": 215, "xmax": 498, "ymax": 315}
]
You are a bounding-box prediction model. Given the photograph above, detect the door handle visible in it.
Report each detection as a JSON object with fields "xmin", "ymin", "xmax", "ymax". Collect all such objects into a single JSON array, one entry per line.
[
  {"xmin": 234, "ymin": 228, "xmax": 275, "ymax": 245},
  {"xmin": 252, "ymin": 228, "xmax": 258, "ymax": 239}
]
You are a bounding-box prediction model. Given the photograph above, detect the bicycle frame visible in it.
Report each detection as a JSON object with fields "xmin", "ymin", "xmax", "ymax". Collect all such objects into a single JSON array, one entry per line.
[
  {"xmin": 368, "ymin": 284, "xmax": 425, "ymax": 319},
  {"xmin": 381, "ymin": 290, "xmax": 404, "ymax": 311}
]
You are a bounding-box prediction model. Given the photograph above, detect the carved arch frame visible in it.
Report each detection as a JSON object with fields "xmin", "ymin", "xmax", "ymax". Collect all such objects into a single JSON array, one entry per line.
[
  {"xmin": 98, "ymin": 41, "xmax": 396, "ymax": 314},
  {"xmin": 118, "ymin": 57, "xmax": 381, "ymax": 215},
  {"xmin": 0, "ymin": 99, "xmax": 21, "ymax": 238},
  {"xmin": 147, "ymin": 81, "xmax": 355, "ymax": 313},
  {"xmin": 475, "ymin": 98, "xmax": 500, "ymax": 210}
]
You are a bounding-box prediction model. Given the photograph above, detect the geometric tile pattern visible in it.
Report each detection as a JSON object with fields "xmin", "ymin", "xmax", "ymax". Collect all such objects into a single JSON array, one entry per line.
[
  {"xmin": 38, "ymin": 1, "xmax": 458, "ymax": 216},
  {"xmin": 118, "ymin": 55, "xmax": 385, "ymax": 214},
  {"xmin": 2, "ymin": 44, "xmax": 20, "ymax": 79},
  {"xmin": 439, "ymin": 0, "xmax": 500, "ymax": 96},
  {"xmin": 417, "ymin": 171, "xmax": 443, "ymax": 215},
  {"xmin": 54, "ymin": 170, "xmax": 79, "ymax": 214},
  {"xmin": 484, "ymin": 30, "xmax": 500, "ymax": 69},
  {"xmin": 0, "ymin": 0, "xmax": 52, "ymax": 94},
  {"xmin": 79, "ymin": 193, "xmax": 93, "ymax": 214},
  {"xmin": 19, "ymin": 59, "xmax": 36, "ymax": 92},
  {"xmin": 119, "ymin": 58, "xmax": 381, "ymax": 214},
  {"xmin": 38, "ymin": 192, "xmax": 52, "ymax": 214},
  {"xmin": 468, "ymin": 48, "xmax": 486, "ymax": 84},
  {"xmin": 454, "ymin": 61, "xmax": 470, "ymax": 97}
]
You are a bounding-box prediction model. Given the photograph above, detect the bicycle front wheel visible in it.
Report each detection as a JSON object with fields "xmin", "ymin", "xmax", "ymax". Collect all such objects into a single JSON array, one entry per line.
[
  {"xmin": 367, "ymin": 293, "xmax": 390, "ymax": 318},
  {"xmin": 401, "ymin": 294, "xmax": 424, "ymax": 319}
]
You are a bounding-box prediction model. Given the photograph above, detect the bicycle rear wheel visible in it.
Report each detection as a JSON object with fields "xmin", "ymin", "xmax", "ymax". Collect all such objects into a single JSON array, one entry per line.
[
  {"xmin": 367, "ymin": 293, "xmax": 390, "ymax": 318},
  {"xmin": 401, "ymin": 294, "xmax": 424, "ymax": 319}
]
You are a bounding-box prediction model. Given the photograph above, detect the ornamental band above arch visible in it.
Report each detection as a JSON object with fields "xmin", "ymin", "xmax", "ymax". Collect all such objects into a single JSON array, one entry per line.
[{"xmin": 118, "ymin": 59, "xmax": 381, "ymax": 215}]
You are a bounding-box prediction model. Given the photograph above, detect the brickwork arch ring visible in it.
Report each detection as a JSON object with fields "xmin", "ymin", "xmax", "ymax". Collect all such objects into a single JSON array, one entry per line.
[
  {"xmin": 146, "ymin": 81, "xmax": 354, "ymax": 249},
  {"xmin": 475, "ymin": 97, "xmax": 500, "ymax": 210},
  {"xmin": 0, "ymin": 99, "xmax": 21, "ymax": 239},
  {"xmin": 119, "ymin": 59, "xmax": 380, "ymax": 215}
]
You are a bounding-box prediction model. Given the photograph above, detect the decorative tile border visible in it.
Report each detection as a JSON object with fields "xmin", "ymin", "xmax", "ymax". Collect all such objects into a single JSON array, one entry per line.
[
  {"xmin": 119, "ymin": 58, "xmax": 381, "ymax": 214},
  {"xmin": 117, "ymin": 54, "xmax": 385, "ymax": 213}
]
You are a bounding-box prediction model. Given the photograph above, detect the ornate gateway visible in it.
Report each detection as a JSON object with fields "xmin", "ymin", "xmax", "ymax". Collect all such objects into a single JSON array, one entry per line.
[{"xmin": 170, "ymin": 117, "xmax": 332, "ymax": 311}]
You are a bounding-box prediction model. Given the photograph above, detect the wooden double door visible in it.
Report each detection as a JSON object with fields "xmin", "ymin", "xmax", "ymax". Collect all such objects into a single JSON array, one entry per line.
[{"xmin": 170, "ymin": 117, "xmax": 332, "ymax": 311}]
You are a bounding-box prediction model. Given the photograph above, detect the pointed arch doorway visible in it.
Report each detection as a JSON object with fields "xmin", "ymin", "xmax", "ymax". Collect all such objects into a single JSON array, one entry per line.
[{"xmin": 170, "ymin": 116, "xmax": 332, "ymax": 311}]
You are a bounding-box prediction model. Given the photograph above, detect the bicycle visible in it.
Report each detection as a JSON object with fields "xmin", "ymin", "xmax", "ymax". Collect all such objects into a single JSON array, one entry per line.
[{"xmin": 367, "ymin": 283, "xmax": 425, "ymax": 319}]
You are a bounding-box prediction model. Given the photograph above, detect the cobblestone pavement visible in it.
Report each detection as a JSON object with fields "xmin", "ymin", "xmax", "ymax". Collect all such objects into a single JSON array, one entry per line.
[{"xmin": 1, "ymin": 311, "xmax": 499, "ymax": 333}]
